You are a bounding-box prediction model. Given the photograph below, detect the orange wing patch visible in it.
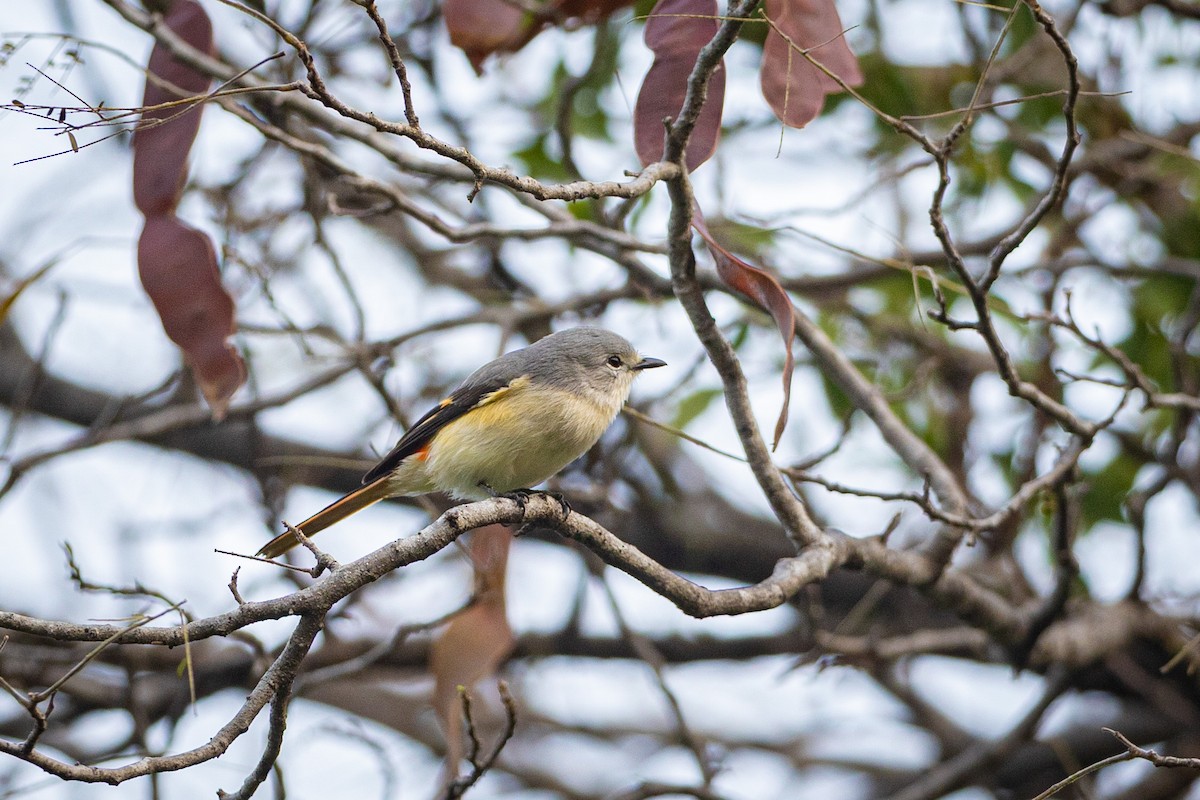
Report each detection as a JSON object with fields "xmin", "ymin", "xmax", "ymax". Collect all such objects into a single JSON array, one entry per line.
[{"xmin": 359, "ymin": 375, "xmax": 530, "ymax": 486}]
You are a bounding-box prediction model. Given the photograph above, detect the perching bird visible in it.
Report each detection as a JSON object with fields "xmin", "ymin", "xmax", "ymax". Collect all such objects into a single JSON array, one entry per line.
[{"xmin": 258, "ymin": 327, "xmax": 666, "ymax": 557}]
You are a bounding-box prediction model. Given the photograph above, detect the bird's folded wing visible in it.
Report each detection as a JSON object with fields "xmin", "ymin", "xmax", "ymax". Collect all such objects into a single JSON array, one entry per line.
[{"xmin": 360, "ymin": 374, "xmax": 516, "ymax": 484}]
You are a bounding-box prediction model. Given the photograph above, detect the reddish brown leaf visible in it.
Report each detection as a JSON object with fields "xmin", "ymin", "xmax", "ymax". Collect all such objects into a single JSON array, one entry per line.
[
  {"xmin": 693, "ymin": 213, "xmax": 795, "ymax": 449},
  {"xmin": 132, "ymin": 0, "xmax": 212, "ymax": 215},
  {"xmin": 138, "ymin": 217, "xmax": 244, "ymax": 419},
  {"xmin": 131, "ymin": 1, "xmax": 243, "ymax": 417},
  {"xmin": 430, "ymin": 526, "xmax": 515, "ymax": 773},
  {"xmin": 760, "ymin": 0, "xmax": 863, "ymax": 128},
  {"xmin": 634, "ymin": 0, "xmax": 726, "ymax": 171},
  {"xmin": 444, "ymin": 0, "xmax": 634, "ymax": 73},
  {"xmin": 443, "ymin": 0, "xmax": 540, "ymax": 74}
]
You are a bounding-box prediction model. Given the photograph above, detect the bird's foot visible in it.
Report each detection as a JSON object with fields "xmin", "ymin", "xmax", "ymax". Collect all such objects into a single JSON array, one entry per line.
[
  {"xmin": 499, "ymin": 487, "xmax": 533, "ymax": 514},
  {"xmin": 541, "ymin": 490, "xmax": 571, "ymax": 520},
  {"xmin": 484, "ymin": 485, "xmax": 570, "ymax": 521}
]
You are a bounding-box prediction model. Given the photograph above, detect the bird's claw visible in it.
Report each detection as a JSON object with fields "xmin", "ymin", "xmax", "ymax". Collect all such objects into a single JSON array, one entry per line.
[
  {"xmin": 500, "ymin": 488, "xmax": 533, "ymax": 515},
  {"xmin": 543, "ymin": 490, "xmax": 571, "ymax": 520},
  {"xmin": 497, "ymin": 488, "xmax": 570, "ymax": 520}
]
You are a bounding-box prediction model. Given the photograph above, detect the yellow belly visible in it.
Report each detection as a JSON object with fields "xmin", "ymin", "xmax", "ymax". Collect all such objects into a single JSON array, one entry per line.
[
  {"xmin": 388, "ymin": 384, "xmax": 617, "ymax": 499},
  {"xmin": 430, "ymin": 384, "xmax": 616, "ymax": 497}
]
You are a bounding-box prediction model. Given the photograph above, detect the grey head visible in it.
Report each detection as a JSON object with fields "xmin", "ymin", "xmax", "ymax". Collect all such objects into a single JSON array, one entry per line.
[
  {"xmin": 458, "ymin": 326, "xmax": 667, "ymax": 402},
  {"xmin": 467, "ymin": 327, "xmax": 665, "ymax": 404},
  {"xmin": 525, "ymin": 327, "xmax": 665, "ymax": 394}
]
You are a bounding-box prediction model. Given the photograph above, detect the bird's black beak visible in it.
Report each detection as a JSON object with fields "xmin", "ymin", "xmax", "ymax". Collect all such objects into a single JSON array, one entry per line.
[{"xmin": 633, "ymin": 356, "xmax": 667, "ymax": 371}]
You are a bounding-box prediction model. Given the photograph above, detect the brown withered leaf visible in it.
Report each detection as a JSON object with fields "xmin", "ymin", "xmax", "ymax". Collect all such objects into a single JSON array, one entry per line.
[
  {"xmin": 443, "ymin": 0, "xmax": 539, "ymax": 75},
  {"xmin": 138, "ymin": 217, "xmax": 244, "ymax": 419},
  {"xmin": 132, "ymin": 0, "xmax": 243, "ymax": 417},
  {"xmin": 634, "ymin": 0, "xmax": 726, "ymax": 171},
  {"xmin": 760, "ymin": 0, "xmax": 863, "ymax": 128},
  {"xmin": 430, "ymin": 526, "xmax": 515, "ymax": 775},
  {"xmin": 693, "ymin": 213, "xmax": 795, "ymax": 449},
  {"xmin": 132, "ymin": 0, "xmax": 212, "ymax": 215},
  {"xmin": 445, "ymin": 0, "xmax": 635, "ymax": 73}
]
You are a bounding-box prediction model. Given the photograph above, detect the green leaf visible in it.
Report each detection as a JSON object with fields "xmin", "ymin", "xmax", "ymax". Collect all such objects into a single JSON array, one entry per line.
[
  {"xmin": 1117, "ymin": 273, "xmax": 1198, "ymax": 391},
  {"xmin": 512, "ymin": 133, "xmax": 573, "ymax": 181},
  {"xmin": 566, "ymin": 201, "xmax": 600, "ymax": 222},
  {"xmin": 702, "ymin": 217, "xmax": 779, "ymax": 262},
  {"xmin": 1080, "ymin": 450, "xmax": 1146, "ymax": 531},
  {"xmin": 672, "ymin": 387, "xmax": 723, "ymax": 430},
  {"xmin": 1003, "ymin": 5, "xmax": 1039, "ymax": 55}
]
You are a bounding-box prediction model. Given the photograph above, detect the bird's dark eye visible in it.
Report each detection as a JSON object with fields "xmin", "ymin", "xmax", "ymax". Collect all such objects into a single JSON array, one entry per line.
[{"xmin": 606, "ymin": 355, "xmax": 623, "ymax": 368}]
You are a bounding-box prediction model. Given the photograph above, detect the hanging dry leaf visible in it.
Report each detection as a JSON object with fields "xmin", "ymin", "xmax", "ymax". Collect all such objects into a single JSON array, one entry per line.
[
  {"xmin": 633, "ymin": 0, "xmax": 726, "ymax": 171},
  {"xmin": 133, "ymin": 0, "xmax": 212, "ymax": 215},
  {"xmin": 132, "ymin": 0, "xmax": 244, "ymax": 417},
  {"xmin": 693, "ymin": 212, "xmax": 796, "ymax": 449},
  {"xmin": 430, "ymin": 525, "xmax": 515, "ymax": 775},
  {"xmin": 445, "ymin": 0, "xmax": 635, "ymax": 74},
  {"xmin": 443, "ymin": 0, "xmax": 538, "ymax": 74},
  {"xmin": 137, "ymin": 217, "xmax": 244, "ymax": 417},
  {"xmin": 760, "ymin": 0, "xmax": 863, "ymax": 128}
]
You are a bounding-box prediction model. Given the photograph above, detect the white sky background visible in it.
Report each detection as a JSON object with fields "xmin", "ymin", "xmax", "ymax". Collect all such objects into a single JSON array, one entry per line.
[{"xmin": 0, "ymin": 0, "xmax": 1198, "ymax": 798}]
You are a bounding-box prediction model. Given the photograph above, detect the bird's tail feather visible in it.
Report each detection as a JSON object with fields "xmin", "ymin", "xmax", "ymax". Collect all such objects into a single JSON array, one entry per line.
[{"xmin": 257, "ymin": 477, "xmax": 393, "ymax": 558}]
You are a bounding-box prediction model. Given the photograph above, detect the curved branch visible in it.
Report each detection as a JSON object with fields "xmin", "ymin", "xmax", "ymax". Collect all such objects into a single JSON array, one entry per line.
[
  {"xmin": 0, "ymin": 613, "xmax": 322, "ymax": 785},
  {"xmin": 99, "ymin": 0, "xmax": 679, "ymax": 203},
  {"xmin": 661, "ymin": 0, "xmax": 825, "ymax": 549}
]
